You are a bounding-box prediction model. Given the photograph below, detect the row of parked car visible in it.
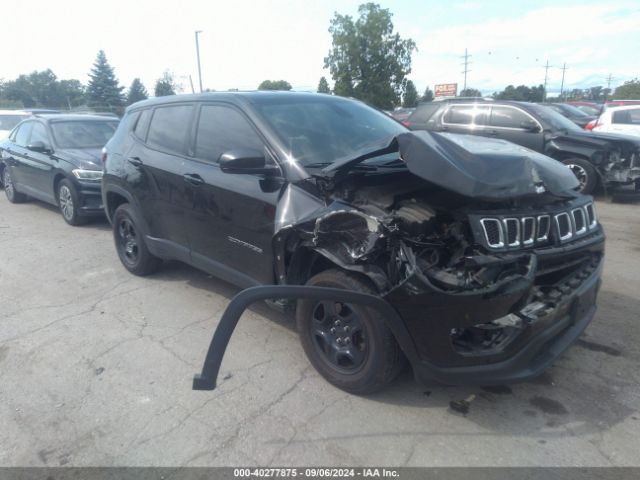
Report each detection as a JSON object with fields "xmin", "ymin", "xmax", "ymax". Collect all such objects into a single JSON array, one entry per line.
[
  {"xmin": 0, "ymin": 92, "xmax": 607, "ymax": 393},
  {"xmin": 392, "ymin": 98, "xmax": 640, "ymax": 195}
]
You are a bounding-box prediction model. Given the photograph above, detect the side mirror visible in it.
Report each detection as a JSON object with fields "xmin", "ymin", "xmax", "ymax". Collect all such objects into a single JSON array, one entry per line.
[
  {"xmin": 520, "ymin": 120, "xmax": 540, "ymax": 132},
  {"xmin": 27, "ymin": 141, "xmax": 51, "ymax": 153},
  {"xmin": 219, "ymin": 148, "xmax": 276, "ymax": 175}
]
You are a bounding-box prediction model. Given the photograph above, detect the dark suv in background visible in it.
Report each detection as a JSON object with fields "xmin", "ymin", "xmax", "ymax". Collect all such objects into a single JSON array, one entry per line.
[
  {"xmin": 407, "ymin": 99, "xmax": 640, "ymax": 194},
  {"xmin": 102, "ymin": 92, "xmax": 604, "ymax": 393},
  {"xmin": 0, "ymin": 114, "xmax": 118, "ymax": 224}
]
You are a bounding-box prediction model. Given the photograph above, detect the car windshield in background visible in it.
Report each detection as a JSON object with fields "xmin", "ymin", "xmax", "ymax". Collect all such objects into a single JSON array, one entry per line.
[
  {"xmin": 529, "ymin": 104, "xmax": 583, "ymax": 132},
  {"xmin": 554, "ymin": 104, "xmax": 590, "ymax": 117},
  {"xmin": 51, "ymin": 120, "xmax": 118, "ymax": 148},
  {"xmin": 252, "ymin": 96, "xmax": 406, "ymax": 167},
  {"xmin": 0, "ymin": 115, "xmax": 29, "ymax": 131}
]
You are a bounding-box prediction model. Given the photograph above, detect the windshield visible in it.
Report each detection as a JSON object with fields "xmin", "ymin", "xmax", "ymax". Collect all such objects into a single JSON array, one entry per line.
[
  {"xmin": 556, "ymin": 103, "xmax": 590, "ymax": 118},
  {"xmin": 51, "ymin": 120, "xmax": 118, "ymax": 148},
  {"xmin": 529, "ymin": 104, "xmax": 583, "ymax": 132},
  {"xmin": 0, "ymin": 114, "xmax": 29, "ymax": 131},
  {"xmin": 251, "ymin": 95, "xmax": 406, "ymax": 167}
]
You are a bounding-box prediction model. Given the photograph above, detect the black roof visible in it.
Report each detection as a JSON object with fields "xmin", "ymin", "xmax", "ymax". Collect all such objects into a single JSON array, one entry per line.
[
  {"xmin": 35, "ymin": 114, "xmax": 120, "ymax": 122},
  {"xmin": 126, "ymin": 91, "xmax": 347, "ymax": 111}
]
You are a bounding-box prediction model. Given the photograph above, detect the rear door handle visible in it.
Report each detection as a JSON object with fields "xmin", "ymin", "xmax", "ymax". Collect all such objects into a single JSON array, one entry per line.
[
  {"xmin": 487, "ymin": 130, "xmax": 499, "ymax": 136},
  {"xmin": 183, "ymin": 173, "xmax": 204, "ymax": 186},
  {"xmin": 128, "ymin": 156, "xmax": 143, "ymax": 167}
]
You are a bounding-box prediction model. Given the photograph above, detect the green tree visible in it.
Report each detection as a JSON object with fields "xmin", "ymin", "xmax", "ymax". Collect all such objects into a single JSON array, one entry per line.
[
  {"xmin": 126, "ymin": 78, "xmax": 148, "ymax": 105},
  {"xmin": 613, "ymin": 79, "xmax": 640, "ymax": 99},
  {"xmin": 154, "ymin": 71, "xmax": 176, "ymax": 97},
  {"xmin": 0, "ymin": 70, "xmax": 84, "ymax": 108},
  {"xmin": 420, "ymin": 87, "xmax": 434, "ymax": 102},
  {"xmin": 402, "ymin": 80, "xmax": 418, "ymax": 107},
  {"xmin": 460, "ymin": 88, "xmax": 482, "ymax": 97},
  {"xmin": 493, "ymin": 84, "xmax": 545, "ymax": 102},
  {"xmin": 258, "ymin": 80, "xmax": 292, "ymax": 90},
  {"xmin": 317, "ymin": 76, "xmax": 331, "ymax": 93},
  {"xmin": 86, "ymin": 50, "xmax": 124, "ymax": 112},
  {"xmin": 324, "ymin": 3, "xmax": 416, "ymax": 110}
]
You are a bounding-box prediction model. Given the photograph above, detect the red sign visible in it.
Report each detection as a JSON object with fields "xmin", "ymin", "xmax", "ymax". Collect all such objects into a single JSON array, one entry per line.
[{"xmin": 435, "ymin": 83, "xmax": 458, "ymax": 97}]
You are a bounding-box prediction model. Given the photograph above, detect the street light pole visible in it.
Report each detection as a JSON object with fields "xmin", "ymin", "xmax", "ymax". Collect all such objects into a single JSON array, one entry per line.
[{"xmin": 195, "ymin": 30, "xmax": 203, "ymax": 93}]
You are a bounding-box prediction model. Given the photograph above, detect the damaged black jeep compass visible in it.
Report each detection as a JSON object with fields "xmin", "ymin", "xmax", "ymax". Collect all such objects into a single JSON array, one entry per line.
[{"xmin": 102, "ymin": 92, "xmax": 604, "ymax": 393}]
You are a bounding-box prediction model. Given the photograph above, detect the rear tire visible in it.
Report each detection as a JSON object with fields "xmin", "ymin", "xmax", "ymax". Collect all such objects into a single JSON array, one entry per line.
[
  {"xmin": 3, "ymin": 168, "xmax": 27, "ymax": 203},
  {"xmin": 296, "ymin": 269, "xmax": 405, "ymax": 394},
  {"xmin": 113, "ymin": 203, "xmax": 161, "ymax": 276},
  {"xmin": 58, "ymin": 179, "xmax": 88, "ymax": 226},
  {"xmin": 563, "ymin": 158, "xmax": 598, "ymax": 195}
]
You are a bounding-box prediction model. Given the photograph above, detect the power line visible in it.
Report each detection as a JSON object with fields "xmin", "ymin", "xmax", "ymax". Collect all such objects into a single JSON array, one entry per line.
[
  {"xmin": 559, "ymin": 62, "xmax": 568, "ymax": 100},
  {"xmin": 460, "ymin": 48, "xmax": 472, "ymax": 92},
  {"xmin": 543, "ymin": 59, "xmax": 550, "ymax": 102}
]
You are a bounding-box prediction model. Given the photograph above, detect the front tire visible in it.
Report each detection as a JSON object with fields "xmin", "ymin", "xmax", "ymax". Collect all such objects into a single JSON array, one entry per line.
[
  {"xmin": 563, "ymin": 158, "xmax": 598, "ymax": 194},
  {"xmin": 3, "ymin": 168, "xmax": 27, "ymax": 203},
  {"xmin": 113, "ymin": 203, "xmax": 161, "ymax": 276},
  {"xmin": 58, "ymin": 179, "xmax": 87, "ymax": 226},
  {"xmin": 296, "ymin": 269, "xmax": 404, "ymax": 394}
]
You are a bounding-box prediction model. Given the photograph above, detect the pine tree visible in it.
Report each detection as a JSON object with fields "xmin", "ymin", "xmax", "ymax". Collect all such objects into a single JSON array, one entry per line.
[
  {"xmin": 154, "ymin": 71, "xmax": 176, "ymax": 97},
  {"xmin": 317, "ymin": 77, "xmax": 331, "ymax": 94},
  {"xmin": 86, "ymin": 50, "xmax": 124, "ymax": 112},
  {"xmin": 402, "ymin": 80, "xmax": 418, "ymax": 107},
  {"xmin": 126, "ymin": 78, "xmax": 148, "ymax": 105}
]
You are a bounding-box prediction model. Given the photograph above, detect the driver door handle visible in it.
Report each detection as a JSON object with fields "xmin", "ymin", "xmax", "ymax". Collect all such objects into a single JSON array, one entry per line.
[
  {"xmin": 128, "ymin": 156, "xmax": 143, "ymax": 167},
  {"xmin": 183, "ymin": 173, "xmax": 204, "ymax": 186}
]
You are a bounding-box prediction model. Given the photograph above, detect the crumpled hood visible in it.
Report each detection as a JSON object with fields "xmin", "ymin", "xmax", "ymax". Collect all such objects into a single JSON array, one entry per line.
[
  {"xmin": 550, "ymin": 129, "xmax": 640, "ymax": 149},
  {"xmin": 55, "ymin": 147, "xmax": 103, "ymax": 170},
  {"xmin": 397, "ymin": 131, "xmax": 579, "ymax": 199}
]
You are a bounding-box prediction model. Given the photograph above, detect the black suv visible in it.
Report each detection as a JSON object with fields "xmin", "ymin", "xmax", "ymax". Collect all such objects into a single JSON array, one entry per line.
[
  {"xmin": 102, "ymin": 92, "xmax": 604, "ymax": 393},
  {"xmin": 1, "ymin": 114, "xmax": 118, "ymax": 224},
  {"xmin": 407, "ymin": 99, "xmax": 640, "ymax": 194}
]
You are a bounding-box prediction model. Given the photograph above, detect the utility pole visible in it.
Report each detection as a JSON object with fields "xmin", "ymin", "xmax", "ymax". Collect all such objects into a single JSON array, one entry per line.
[
  {"xmin": 559, "ymin": 62, "xmax": 567, "ymax": 100},
  {"xmin": 543, "ymin": 59, "xmax": 550, "ymax": 102},
  {"xmin": 460, "ymin": 48, "xmax": 471, "ymax": 94},
  {"xmin": 603, "ymin": 73, "xmax": 614, "ymax": 106},
  {"xmin": 195, "ymin": 30, "xmax": 203, "ymax": 93}
]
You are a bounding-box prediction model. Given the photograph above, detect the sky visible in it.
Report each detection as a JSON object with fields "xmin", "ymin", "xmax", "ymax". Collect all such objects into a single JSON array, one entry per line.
[{"xmin": 1, "ymin": 0, "xmax": 638, "ymax": 96}]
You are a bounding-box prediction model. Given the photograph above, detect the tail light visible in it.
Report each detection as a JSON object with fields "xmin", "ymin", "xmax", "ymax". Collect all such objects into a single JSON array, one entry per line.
[
  {"xmin": 584, "ymin": 119, "xmax": 597, "ymax": 131},
  {"xmin": 402, "ymin": 120, "xmax": 410, "ymax": 128}
]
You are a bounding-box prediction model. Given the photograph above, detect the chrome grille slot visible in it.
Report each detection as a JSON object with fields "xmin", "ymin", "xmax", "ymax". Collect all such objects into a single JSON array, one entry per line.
[
  {"xmin": 503, "ymin": 218, "xmax": 520, "ymax": 247},
  {"xmin": 585, "ymin": 203, "xmax": 597, "ymax": 229},
  {"xmin": 522, "ymin": 217, "xmax": 535, "ymax": 246},
  {"xmin": 537, "ymin": 215, "xmax": 550, "ymax": 241},
  {"xmin": 480, "ymin": 219, "xmax": 504, "ymax": 247},
  {"xmin": 572, "ymin": 208, "xmax": 586, "ymax": 235},
  {"xmin": 555, "ymin": 212, "xmax": 573, "ymax": 241}
]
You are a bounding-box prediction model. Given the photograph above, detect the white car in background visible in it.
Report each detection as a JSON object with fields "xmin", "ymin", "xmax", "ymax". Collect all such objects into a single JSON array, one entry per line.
[
  {"xmin": 0, "ymin": 110, "xmax": 31, "ymax": 140},
  {"xmin": 592, "ymin": 105, "xmax": 640, "ymax": 138}
]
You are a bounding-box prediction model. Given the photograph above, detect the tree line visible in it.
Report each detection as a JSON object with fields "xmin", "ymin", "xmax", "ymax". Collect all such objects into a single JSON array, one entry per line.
[
  {"xmin": 0, "ymin": 50, "xmax": 179, "ymax": 114},
  {"xmin": 2, "ymin": 3, "xmax": 639, "ymax": 113}
]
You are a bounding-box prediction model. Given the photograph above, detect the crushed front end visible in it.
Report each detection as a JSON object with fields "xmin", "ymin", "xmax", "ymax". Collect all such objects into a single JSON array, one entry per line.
[
  {"xmin": 383, "ymin": 195, "xmax": 604, "ymax": 385},
  {"xmin": 277, "ymin": 132, "xmax": 606, "ymax": 385}
]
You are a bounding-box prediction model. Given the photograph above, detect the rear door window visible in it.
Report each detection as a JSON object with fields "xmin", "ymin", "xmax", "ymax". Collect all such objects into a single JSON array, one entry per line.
[
  {"xmin": 612, "ymin": 109, "xmax": 640, "ymax": 125},
  {"xmin": 443, "ymin": 105, "xmax": 489, "ymax": 125},
  {"xmin": 194, "ymin": 104, "xmax": 263, "ymax": 162},
  {"xmin": 489, "ymin": 106, "xmax": 533, "ymax": 129},
  {"xmin": 147, "ymin": 105, "xmax": 193, "ymax": 155}
]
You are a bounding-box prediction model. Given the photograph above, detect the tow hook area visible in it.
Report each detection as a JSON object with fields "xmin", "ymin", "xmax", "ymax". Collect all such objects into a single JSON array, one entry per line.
[{"xmin": 192, "ymin": 285, "xmax": 414, "ymax": 391}]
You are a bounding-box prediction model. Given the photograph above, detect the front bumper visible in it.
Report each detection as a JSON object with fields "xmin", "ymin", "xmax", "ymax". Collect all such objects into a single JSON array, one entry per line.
[
  {"xmin": 74, "ymin": 180, "xmax": 104, "ymax": 217},
  {"xmin": 193, "ymin": 238, "xmax": 603, "ymax": 390}
]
